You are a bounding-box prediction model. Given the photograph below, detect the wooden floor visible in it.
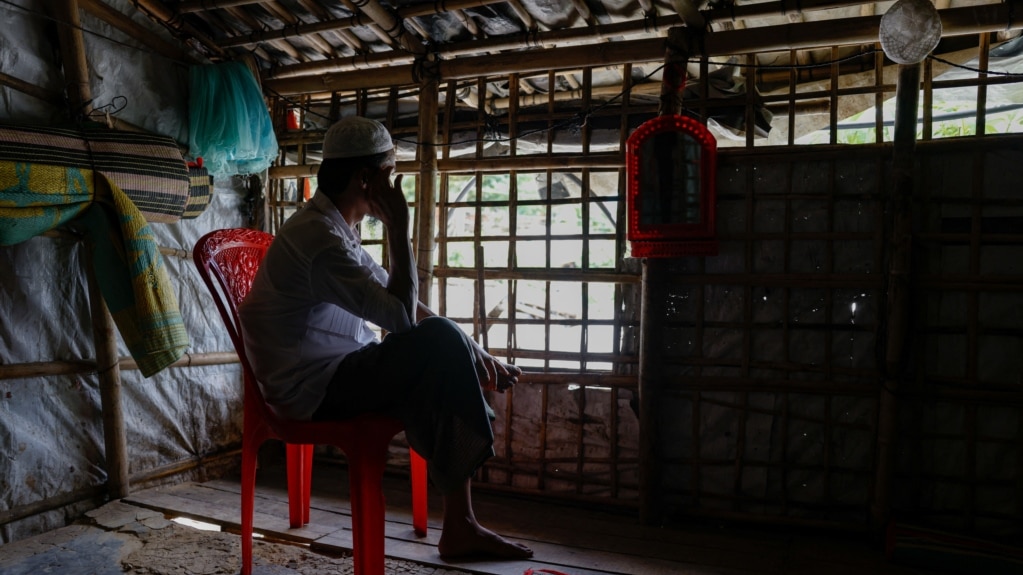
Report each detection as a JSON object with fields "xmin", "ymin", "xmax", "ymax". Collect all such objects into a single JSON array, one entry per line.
[{"xmin": 119, "ymin": 462, "xmax": 932, "ymax": 575}]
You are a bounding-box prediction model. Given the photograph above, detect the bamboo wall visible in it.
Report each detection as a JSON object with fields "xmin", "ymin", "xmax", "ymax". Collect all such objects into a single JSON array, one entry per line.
[
  {"xmin": 893, "ymin": 136, "xmax": 1023, "ymax": 538},
  {"xmin": 648, "ymin": 144, "xmax": 888, "ymax": 529},
  {"xmin": 265, "ymin": 32, "xmax": 1022, "ymax": 539}
]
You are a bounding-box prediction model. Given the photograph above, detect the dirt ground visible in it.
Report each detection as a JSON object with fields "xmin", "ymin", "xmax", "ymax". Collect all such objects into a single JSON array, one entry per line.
[{"xmin": 0, "ymin": 501, "xmax": 472, "ymax": 575}]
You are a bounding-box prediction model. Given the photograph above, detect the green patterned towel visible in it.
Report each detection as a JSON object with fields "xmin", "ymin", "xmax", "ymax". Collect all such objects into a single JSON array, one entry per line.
[{"xmin": 0, "ymin": 161, "xmax": 189, "ymax": 377}]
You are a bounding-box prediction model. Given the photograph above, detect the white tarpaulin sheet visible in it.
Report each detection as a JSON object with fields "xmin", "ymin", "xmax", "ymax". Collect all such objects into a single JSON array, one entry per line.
[{"xmin": 1, "ymin": 0, "xmax": 248, "ymax": 543}]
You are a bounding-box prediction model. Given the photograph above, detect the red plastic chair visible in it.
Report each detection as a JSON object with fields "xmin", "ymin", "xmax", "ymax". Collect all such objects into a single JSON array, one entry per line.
[{"xmin": 193, "ymin": 228, "xmax": 428, "ymax": 575}]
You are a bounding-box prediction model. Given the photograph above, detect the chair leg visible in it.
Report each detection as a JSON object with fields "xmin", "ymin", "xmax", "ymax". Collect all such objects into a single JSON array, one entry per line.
[
  {"xmin": 286, "ymin": 444, "xmax": 313, "ymax": 528},
  {"xmin": 348, "ymin": 445, "xmax": 390, "ymax": 575},
  {"xmin": 240, "ymin": 439, "xmax": 259, "ymax": 575},
  {"xmin": 302, "ymin": 444, "xmax": 314, "ymax": 524},
  {"xmin": 410, "ymin": 448, "xmax": 428, "ymax": 537}
]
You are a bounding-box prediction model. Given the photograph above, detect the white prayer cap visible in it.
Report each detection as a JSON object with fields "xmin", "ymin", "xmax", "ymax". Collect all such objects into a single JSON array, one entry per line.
[{"xmin": 322, "ymin": 116, "xmax": 393, "ymax": 159}]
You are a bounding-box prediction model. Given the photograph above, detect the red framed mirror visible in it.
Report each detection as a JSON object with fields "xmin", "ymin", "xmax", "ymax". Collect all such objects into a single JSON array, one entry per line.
[{"xmin": 626, "ymin": 114, "xmax": 718, "ymax": 257}]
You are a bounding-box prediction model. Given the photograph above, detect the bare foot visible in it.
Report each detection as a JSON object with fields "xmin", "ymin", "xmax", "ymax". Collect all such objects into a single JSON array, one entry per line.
[{"xmin": 438, "ymin": 522, "xmax": 533, "ymax": 560}]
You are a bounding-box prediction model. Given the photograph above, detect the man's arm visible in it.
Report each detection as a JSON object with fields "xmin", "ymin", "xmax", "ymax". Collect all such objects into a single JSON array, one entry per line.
[
  {"xmin": 369, "ymin": 173, "xmax": 417, "ymax": 325},
  {"xmin": 415, "ymin": 301, "xmax": 521, "ymax": 393}
]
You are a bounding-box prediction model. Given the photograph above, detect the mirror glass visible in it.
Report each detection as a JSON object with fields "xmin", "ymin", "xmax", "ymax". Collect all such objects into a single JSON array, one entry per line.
[{"xmin": 637, "ymin": 131, "xmax": 702, "ymax": 226}]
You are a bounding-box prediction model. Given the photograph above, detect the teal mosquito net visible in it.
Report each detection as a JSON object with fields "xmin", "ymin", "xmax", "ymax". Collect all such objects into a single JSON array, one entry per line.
[{"xmin": 188, "ymin": 62, "xmax": 278, "ymax": 179}]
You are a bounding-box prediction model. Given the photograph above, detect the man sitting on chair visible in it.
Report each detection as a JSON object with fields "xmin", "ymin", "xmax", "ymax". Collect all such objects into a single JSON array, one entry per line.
[{"xmin": 238, "ymin": 116, "xmax": 533, "ymax": 560}]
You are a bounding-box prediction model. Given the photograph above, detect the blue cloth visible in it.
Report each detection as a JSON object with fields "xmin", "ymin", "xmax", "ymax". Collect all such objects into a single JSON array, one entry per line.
[{"xmin": 189, "ymin": 62, "xmax": 278, "ymax": 179}]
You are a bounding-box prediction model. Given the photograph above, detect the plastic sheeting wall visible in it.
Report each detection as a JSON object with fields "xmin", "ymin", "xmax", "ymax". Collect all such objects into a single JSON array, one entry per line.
[{"xmin": 1, "ymin": 0, "xmax": 248, "ymax": 544}]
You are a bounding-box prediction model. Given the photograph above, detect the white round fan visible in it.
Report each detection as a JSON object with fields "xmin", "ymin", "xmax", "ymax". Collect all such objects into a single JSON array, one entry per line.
[{"xmin": 879, "ymin": 0, "xmax": 943, "ymax": 65}]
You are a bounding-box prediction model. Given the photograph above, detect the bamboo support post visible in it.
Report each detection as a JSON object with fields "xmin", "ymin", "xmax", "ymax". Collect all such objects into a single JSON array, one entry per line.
[
  {"xmin": 871, "ymin": 62, "xmax": 921, "ymax": 532},
  {"xmin": 50, "ymin": 0, "xmax": 93, "ymax": 117},
  {"xmin": 639, "ymin": 25, "xmax": 689, "ymax": 526},
  {"xmin": 49, "ymin": 0, "xmax": 129, "ymax": 500},
  {"xmin": 85, "ymin": 253, "xmax": 130, "ymax": 499},
  {"xmin": 415, "ymin": 74, "xmax": 440, "ymax": 306}
]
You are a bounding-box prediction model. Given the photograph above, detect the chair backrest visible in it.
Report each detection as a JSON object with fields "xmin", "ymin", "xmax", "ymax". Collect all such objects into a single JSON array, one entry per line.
[
  {"xmin": 193, "ymin": 228, "xmax": 274, "ymax": 355},
  {"xmin": 193, "ymin": 228, "xmax": 280, "ymax": 424}
]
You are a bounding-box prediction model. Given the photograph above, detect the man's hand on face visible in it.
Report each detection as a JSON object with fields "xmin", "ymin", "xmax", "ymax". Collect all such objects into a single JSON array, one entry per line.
[{"xmin": 368, "ymin": 170, "xmax": 407, "ymax": 230}]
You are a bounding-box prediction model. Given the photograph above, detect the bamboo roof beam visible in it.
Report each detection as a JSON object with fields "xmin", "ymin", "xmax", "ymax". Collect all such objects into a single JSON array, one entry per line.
[
  {"xmin": 266, "ymin": 14, "xmax": 682, "ymax": 79},
  {"xmin": 668, "ymin": 0, "xmax": 706, "ymax": 28},
  {"xmin": 131, "ymin": 0, "xmax": 225, "ymax": 57},
  {"xmin": 224, "ymin": 6, "xmax": 303, "ymax": 61},
  {"xmin": 294, "ymin": 0, "xmax": 365, "ymax": 53},
  {"xmin": 177, "ymin": 0, "xmax": 262, "ymax": 11},
  {"xmin": 351, "ymin": 0, "xmax": 427, "ymax": 53},
  {"xmin": 265, "ymin": 2, "xmax": 1023, "ymax": 94},
  {"xmin": 337, "ymin": 0, "xmax": 402, "ymax": 51},
  {"xmin": 504, "ymin": 0, "xmax": 537, "ymax": 31},
  {"xmin": 570, "ymin": 0, "xmax": 596, "ymax": 26},
  {"xmin": 262, "ymin": 1, "xmax": 338, "ymax": 58},
  {"xmin": 451, "ymin": 9, "xmax": 481, "ymax": 38},
  {"xmin": 404, "ymin": 14, "xmax": 435, "ymax": 41},
  {"xmin": 224, "ymin": 0, "xmax": 909, "ymax": 60},
  {"xmin": 80, "ymin": 0, "xmax": 201, "ymax": 64},
  {"xmin": 401, "ymin": 0, "xmax": 508, "ymax": 19},
  {"xmin": 217, "ymin": 13, "xmax": 364, "ymax": 49}
]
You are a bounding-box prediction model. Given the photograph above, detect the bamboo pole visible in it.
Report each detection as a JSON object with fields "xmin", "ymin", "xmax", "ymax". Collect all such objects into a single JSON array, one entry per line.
[
  {"xmin": 416, "ymin": 75, "xmax": 440, "ymax": 306},
  {"xmin": 177, "ymin": 0, "xmax": 259, "ymax": 11},
  {"xmin": 639, "ymin": 25, "xmax": 689, "ymax": 526},
  {"xmin": 264, "ymin": 2, "xmax": 1023, "ymax": 94},
  {"xmin": 0, "ymin": 448, "xmax": 241, "ymax": 528},
  {"xmin": 218, "ymin": 14, "xmax": 362, "ymax": 49},
  {"xmin": 265, "ymin": 14, "xmax": 681, "ymax": 80},
  {"xmin": 871, "ymin": 62, "xmax": 921, "ymax": 533},
  {"xmin": 79, "ymin": 0, "xmax": 199, "ymax": 64},
  {"xmin": 85, "ymin": 251, "xmax": 130, "ymax": 499},
  {"xmin": 50, "ymin": 0, "xmax": 92, "ymax": 116},
  {"xmin": 268, "ymin": 153, "xmax": 624, "ymax": 179},
  {"xmin": 0, "ymin": 71, "xmax": 63, "ymax": 105},
  {"xmin": 131, "ymin": 0, "xmax": 225, "ymax": 58},
  {"xmin": 116, "ymin": 351, "xmax": 240, "ymax": 372},
  {"xmin": 50, "ymin": 0, "xmax": 130, "ymax": 500},
  {"xmin": 0, "ymin": 485, "xmax": 107, "ymax": 528},
  {"xmin": 0, "ymin": 352, "xmax": 240, "ymax": 381},
  {"xmin": 238, "ymin": 0, "xmax": 890, "ymax": 78},
  {"xmin": 353, "ymin": 0, "xmax": 425, "ymax": 55}
]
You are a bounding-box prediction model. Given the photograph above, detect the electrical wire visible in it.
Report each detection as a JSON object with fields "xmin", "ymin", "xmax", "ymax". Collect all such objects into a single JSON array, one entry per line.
[
  {"xmin": 4, "ymin": 0, "xmax": 1022, "ymax": 148},
  {"xmin": 0, "ymin": 0, "xmax": 193, "ymax": 68}
]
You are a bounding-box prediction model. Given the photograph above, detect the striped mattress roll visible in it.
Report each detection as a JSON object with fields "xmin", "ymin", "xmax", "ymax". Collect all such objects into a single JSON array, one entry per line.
[
  {"xmin": 182, "ymin": 166, "xmax": 213, "ymax": 219},
  {"xmin": 0, "ymin": 123, "xmax": 203, "ymax": 223}
]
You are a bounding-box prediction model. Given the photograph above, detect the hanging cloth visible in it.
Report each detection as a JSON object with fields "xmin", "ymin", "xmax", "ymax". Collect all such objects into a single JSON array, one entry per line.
[
  {"xmin": 0, "ymin": 161, "xmax": 189, "ymax": 377},
  {"xmin": 188, "ymin": 61, "xmax": 279, "ymax": 179}
]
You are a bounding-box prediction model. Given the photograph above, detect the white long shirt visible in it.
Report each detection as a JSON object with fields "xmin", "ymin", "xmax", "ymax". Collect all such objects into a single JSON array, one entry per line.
[{"xmin": 238, "ymin": 191, "xmax": 415, "ymax": 420}]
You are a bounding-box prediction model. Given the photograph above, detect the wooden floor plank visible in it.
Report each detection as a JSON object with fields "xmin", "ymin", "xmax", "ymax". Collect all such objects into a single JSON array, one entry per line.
[{"xmin": 125, "ymin": 462, "xmax": 930, "ymax": 575}]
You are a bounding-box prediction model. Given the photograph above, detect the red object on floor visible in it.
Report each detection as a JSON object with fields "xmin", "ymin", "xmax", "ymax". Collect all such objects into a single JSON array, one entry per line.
[{"xmin": 193, "ymin": 228, "xmax": 429, "ymax": 575}]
